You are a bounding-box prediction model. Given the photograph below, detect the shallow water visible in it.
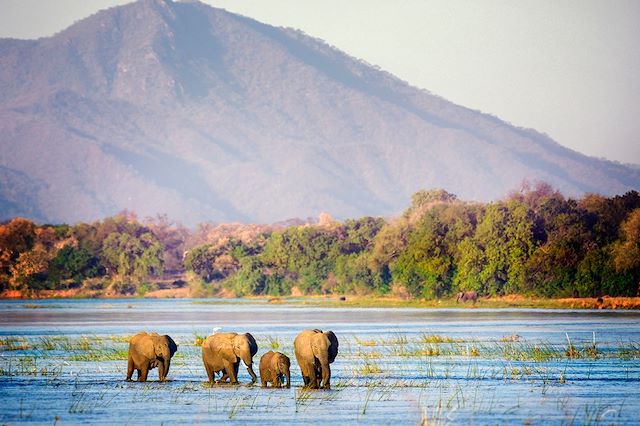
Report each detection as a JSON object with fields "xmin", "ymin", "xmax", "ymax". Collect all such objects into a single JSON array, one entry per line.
[{"xmin": 1, "ymin": 299, "xmax": 640, "ymax": 424}]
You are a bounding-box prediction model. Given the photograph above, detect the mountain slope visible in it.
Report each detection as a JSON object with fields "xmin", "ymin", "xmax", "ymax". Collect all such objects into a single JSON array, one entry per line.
[{"xmin": 0, "ymin": 0, "xmax": 638, "ymax": 225}]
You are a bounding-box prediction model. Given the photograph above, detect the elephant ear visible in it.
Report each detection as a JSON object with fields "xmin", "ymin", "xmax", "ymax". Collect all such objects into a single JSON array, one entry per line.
[
  {"xmin": 325, "ymin": 331, "xmax": 339, "ymax": 363},
  {"xmin": 164, "ymin": 335, "xmax": 178, "ymax": 356},
  {"xmin": 244, "ymin": 333, "xmax": 258, "ymax": 357},
  {"xmin": 278, "ymin": 353, "xmax": 290, "ymax": 369}
]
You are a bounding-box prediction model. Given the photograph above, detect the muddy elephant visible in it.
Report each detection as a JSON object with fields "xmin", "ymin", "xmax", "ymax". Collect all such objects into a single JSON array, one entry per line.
[
  {"xmin": 259, "ymin": 351, "xmax": 291, "ymax": 388},
  {"xmin": 201, "ymin": 332, "xmax": 258, "ymax": 384},
  {"xmin": 294, "ymin": 329, "xmax": 338, "ymax": 389},
  {"xmin": 456, "ymin": 291, "xmax": 478, "ymax": 304},
  {"xmin": 126, "ymin": 332, "xmax": 178, "ymax": 382}
]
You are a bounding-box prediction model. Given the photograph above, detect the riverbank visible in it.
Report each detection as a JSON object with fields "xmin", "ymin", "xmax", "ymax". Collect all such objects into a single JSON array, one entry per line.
[{"xmin": 2, "ymin": 288, "xmax": 640, "ymax": 309}]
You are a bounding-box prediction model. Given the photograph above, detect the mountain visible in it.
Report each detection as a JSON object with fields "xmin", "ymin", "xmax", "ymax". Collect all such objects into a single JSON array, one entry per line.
[{"xmin": 0, "ymin": 0, "xmax": 638, "ymax": 226}]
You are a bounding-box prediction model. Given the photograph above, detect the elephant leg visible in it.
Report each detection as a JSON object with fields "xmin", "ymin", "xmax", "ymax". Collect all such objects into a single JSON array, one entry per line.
[
  {"xmin": 321, "ymin": 366, "xmax": 331, "ymax": 389},
  {"xmin": 205, "ymin": 364, "xmax": 214, "ymax": 384},
  {"xmin": 223, "ymin": 361, "xmax": 238, "ymax": 384},
  {"xmin": 233, "ymin": 362, "xmax": 240, "ymax": 382},
  {"xmin": 301, "ymin": 366, "xmax": 312, "ymax": 386},
  {"xmin": 139, "ymin": 364, "xmax": 149, "ymax": 382},
  {"xmin": 126, "ymin": 357, "xmax": 134, "ymax": 381},
  {"xmin": 157, "ymin": 361, "xmax": 165, "ymax": 381},
  {"xmin": 219, "ymin": 369, "xmax": 230, "ymax": 382},
  {"xmin": 303, "ymin": 362, "xmax": 318, "ymax": 389}
]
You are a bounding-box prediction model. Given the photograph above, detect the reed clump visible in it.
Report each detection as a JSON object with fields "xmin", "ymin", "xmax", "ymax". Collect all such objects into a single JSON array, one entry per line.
[
  {"xmin": 355, "ymin": 337, "xmax": 377, "ymax": 346},
  {"xmin": 565, "ymin": 334, "xmax": 580, "ymax": 359},
  {"xmin": 193, "ymin": 334, "xmax": 206, "ymax": 346},
  {"xmin": 420, "ymin": 334, "xmax": 462, "ymax": 344},
  {"xmin": 0, "ymin": 336, "xmax": 30, "ymax": 351},
  {"xmin": 358, "ymin": 362, "xmax": 381, "ymax": 375}
]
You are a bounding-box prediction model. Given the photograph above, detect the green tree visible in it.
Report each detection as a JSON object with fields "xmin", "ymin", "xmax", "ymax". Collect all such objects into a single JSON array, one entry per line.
[
  {"xmin": 101, "ymin": 231, "xmax": 163, "ymax": 283},
  {"xmin": 455, "ymin": 200, "xmax": 535, "ymax": 296},
  {"xmin": 524, "ymin": 196, "xmax": 591, "ymax": 296},
  {"xmin": 226, "ymin": 257, "xmax": 266, "ymax": 296},
  {"xmin": 260, "ymin": 226, "xmax": 342, "ymax": 294},
  {"xmin": 392, "ymin": 210, "xmax": 454, "ymax": 298},
  {"xmin": 47, "ymin": 245, "xmax": 104, "ymax": 286}
]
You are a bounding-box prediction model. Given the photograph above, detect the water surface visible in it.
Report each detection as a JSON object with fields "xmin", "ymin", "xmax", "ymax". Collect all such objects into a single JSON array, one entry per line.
[{"xmin": 1, "ymin": 299, "xmax": 639, "ymax": 424}]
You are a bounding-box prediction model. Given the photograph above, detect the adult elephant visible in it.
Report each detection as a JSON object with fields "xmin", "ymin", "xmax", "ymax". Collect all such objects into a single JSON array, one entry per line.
[
  {"xmin": 294, "ymin": 329, "xmax": 338, "ymax": 389},
  {"xmin": 126, "ymin": 332, "xmax": 178, "ymax": 382},
  {"xmin": 456, "ymin": 291, "xmax": 478, "ymax": 304},
  {"xmin": 259, "ymin": 351, "xmax": 291, "ymax": 388},
  {"xmin": 201, "ymin": 332, "xmax": 258, "ymax": 384}
]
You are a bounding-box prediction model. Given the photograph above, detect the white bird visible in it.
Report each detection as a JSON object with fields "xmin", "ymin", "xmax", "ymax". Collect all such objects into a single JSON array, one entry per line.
[{"xmin": 212, "ymin": 327, "xmax": 221, "ymax": 335}]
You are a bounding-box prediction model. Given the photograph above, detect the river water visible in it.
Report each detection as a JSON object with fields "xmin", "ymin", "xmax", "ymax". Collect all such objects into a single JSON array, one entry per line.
[{"xmin": 1, "ymin": 299, "xmax": 639, "ymax": 424}]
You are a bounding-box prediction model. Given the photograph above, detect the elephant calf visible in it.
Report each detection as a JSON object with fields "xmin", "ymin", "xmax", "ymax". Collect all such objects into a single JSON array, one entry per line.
[
  {"xmin": 126, "ymin": 332, "xmax": 178, "ymax": 382},
  {"xmin": 201, "ymin": 332, "xmax": 258, "ymax": 384},
  {"xmin": 294, "ymin": 329, "xmax": 338, "ymax": 389},
  {"xmin": 259, "ymin": 351, "xmax": 290, "ymax": 388}
]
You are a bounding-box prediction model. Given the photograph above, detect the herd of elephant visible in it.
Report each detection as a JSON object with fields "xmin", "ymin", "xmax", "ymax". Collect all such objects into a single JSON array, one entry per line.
[{"xmin": 126, "ymin": 329, "xmax": 338, "ymax": 389}]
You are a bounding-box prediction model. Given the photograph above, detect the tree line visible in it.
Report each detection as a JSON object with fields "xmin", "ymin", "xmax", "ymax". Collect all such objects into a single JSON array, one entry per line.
[{"xmin": 1, "ymin": 183, "xmax": 639, "ymax": 299}]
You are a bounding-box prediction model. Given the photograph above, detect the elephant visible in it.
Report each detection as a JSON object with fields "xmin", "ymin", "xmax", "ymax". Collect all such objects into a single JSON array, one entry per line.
[
  {"xmin": 294, "ymin": 329, "xmax": 338, "ymax": 389},
  {"xmin": 259, "ymin": 351, "xmax": 291, "ymax": 388},
  {"xmin": 201, "ymin": 332, "xmax": 258, "ymax": 384},
  {"xmin": 126, "ymin": 332, "xmax": 178, "ymax": 382},
  {"xmin": 456, "ymin": 291, "xmax": 478, "ymax": 304}
]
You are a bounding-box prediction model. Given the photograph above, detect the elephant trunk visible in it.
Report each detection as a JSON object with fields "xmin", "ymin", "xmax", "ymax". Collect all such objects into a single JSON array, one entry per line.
[
  {"xmin": 241, "ymin": 353, "xmax": 257, "ymax": 383},
  {"xmin": 246, "ymin": 363, "xmax": 257, "ymax": 383},
  {"xmin": 320, "ymin": 360, "xmax": 331, "ymax": 389},
  {"xmin": 277, "ymin": 357, "xmax": 290, "ymax": 388},
  {"xmin": 162, "ymin": 357, "xmax": 171, "ymax": 380}
]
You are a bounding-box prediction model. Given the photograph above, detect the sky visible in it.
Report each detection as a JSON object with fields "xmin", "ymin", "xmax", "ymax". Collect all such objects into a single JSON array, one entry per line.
[{"xmin": 1, "ymin": 0, "xmax": 639, "ymax": 165}]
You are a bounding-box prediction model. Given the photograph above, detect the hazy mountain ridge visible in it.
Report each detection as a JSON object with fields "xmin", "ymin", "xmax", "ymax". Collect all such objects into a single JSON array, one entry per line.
[{"xmin": 0, "ymin": 0, "xmax": 638, "ymax": 225}]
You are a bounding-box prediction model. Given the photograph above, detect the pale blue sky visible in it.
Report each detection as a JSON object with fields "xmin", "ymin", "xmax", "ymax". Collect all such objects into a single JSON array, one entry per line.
[{"xmin": 1, "ymin": 0, "xmax": 638, "ymax": 164}]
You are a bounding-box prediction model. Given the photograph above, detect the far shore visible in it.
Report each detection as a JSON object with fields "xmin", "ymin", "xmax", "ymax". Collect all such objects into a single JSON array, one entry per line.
[{"xmin": 2, "ymin": 289, "xmax": 640, "ymax": 310}]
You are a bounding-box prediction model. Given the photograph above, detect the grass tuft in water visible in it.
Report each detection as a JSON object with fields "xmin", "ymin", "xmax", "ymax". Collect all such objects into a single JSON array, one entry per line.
[
  {"xmin": 420, "ymin": 334, "xmax": 458, "ymax": 344},
  {"xmin": 0, "ymin": 336, "xmax": 30, "ymax": 351},
  {"xmin": 565, "ymin": 334, "xmax": 580, "ymax": 359}
]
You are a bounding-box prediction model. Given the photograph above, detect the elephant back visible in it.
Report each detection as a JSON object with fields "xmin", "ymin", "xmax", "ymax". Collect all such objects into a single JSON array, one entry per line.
[
  {"xmin": 206, "ymin": 333, "xmax": 234, "ymax": 353},
  {"xmin": 129, "ymin": 331, "xmax": 148, "ymax": 345},
  {"xmin": 259, "ymin": 350, "xmax": 275, "ymax": 368},
  {"xmin": 129, "ymin": 332, "xmax": 160, "ymax": 361}
]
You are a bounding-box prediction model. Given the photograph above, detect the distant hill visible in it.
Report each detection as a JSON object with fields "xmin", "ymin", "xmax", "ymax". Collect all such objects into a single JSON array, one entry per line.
[{"xmin": 0, "ymin": 0, "xmax": 638, "ymax": 225}]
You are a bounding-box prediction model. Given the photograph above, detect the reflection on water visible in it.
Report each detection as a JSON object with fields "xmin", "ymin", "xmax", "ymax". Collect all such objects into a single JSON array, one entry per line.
[{"xmin": 1, "ymin": 299, "xmax": 640, "ymax": 424}]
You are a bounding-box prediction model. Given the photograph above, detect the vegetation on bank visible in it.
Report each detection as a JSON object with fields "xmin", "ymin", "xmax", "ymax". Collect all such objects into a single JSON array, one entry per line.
[{"xmin": 1, "ymin": 183, "xmax": 639, "ymax": 301}]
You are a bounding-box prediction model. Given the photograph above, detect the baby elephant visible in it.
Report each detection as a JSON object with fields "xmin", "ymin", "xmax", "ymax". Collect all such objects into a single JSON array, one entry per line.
[
  {"xmin": 259, "ymin": 351, "xmax": 290, "ymax": 388},
  {"xmin": 126, "ymin": 332, "xmax": 178, "ymax": 382}
]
